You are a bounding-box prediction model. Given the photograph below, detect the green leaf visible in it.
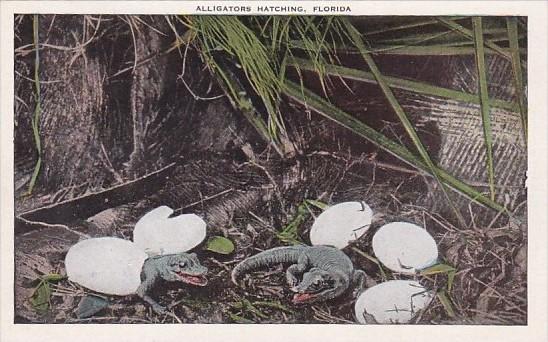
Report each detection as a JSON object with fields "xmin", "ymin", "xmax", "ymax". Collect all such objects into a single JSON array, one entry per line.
[
  {"xmin": 419, "ymin": 263, "xmax": 456, "ymax": 275},
  {"xmin": 43, "ymin": 273, "xmax": 66, "ymax": 282},
  {"xmin": 205, "ymin": 236, "xmax": 235, "ymax": 254},
  {"xmin": 437, "ymin": 290, "xmax": 456, "ymax": 318},
  {"xmin": 30, "ymin": 280, "xmax": 51, "ymax": 314}
]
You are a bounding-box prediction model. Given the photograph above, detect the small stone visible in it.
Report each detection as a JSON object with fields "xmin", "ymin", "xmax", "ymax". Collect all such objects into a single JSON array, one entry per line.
[{"xmin": 76, "ymin": 295, "xmax": 109, "ymax": 318}]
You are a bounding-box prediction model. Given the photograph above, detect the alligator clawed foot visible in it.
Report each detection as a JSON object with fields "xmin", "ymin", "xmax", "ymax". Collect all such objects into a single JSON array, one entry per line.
[
  {"xmin": 152, "ymin": 303, "xmax": 167, "ymax": 315},
  {"xmin": 287, "ymin": 277, "xmax": 300, "ymax": 289}
]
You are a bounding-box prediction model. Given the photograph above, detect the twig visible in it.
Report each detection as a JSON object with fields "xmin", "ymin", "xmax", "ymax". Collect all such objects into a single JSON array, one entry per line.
[
  {"xmin": 173, "ymin": 188, "xmax": 234, "ymax": 215},
  {"xmin": 17, "ymin": 162, "xmax": 176, "ymax": 234},
  {"xmin": 164, "ymin": 311, "xmax": 183, "ymax": 324},
  {"xmin": 16, "ymin": 216, "xmax": 90, "ymax": 239},
  {"xmin": 177, "ymin": 41, "xmax": 225, "ymax": 101}
]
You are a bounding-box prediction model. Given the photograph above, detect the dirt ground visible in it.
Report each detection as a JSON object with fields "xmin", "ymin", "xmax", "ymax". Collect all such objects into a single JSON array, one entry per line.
[{"xmin": 13, "ymin": 15, "xmax": 527, "ymax": 324}]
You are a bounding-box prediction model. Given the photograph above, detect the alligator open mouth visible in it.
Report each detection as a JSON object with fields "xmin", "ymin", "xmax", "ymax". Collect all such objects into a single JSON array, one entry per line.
[
  {"xmin": 292, "ymin": 293, "xmax": 318, "ymax": 304},
  {"xmin": 177, "ymin": 272, "xmax": 208, "ymax": 286}
]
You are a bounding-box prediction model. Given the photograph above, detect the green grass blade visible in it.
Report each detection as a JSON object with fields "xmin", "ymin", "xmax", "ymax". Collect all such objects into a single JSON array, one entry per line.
[
  {"xmin": 437, "ymin": 290, "xmax": 456, "ymax": 318},
  {"xmin": 288, "ymin": 57, "xmax": 519, "ymax": 112},
  {"xmin": 211, "ymin": 63, "xmax": 276, "ymax": 149},
  {"xmin": 447, "ymin": 270, "xmax": 456, "ymax": 292},
  {"xmin": 472, "ymin": 17, "xmax": 496, "ymax": 201},
  {"xmin": 437, "ymin": 18, "xmax": 511, "ymax": 60},
  {"xmin": 351, "ymin": 247, "xmax": 387, "ymax": 280},
  {"xmin": 27, "ymin": 14, "xmax": 42, "ymax": 195},
  {"xmin": 283, "ymin": 80, "xmax": 506, "ymax": 213},
  {"xmin": 289, "ymin": 40, "xmax": 523, "ymax": 57},
  {"xmin": 190, "ymin": 16, "xmax": 286, "ymax": 142},
  {"xmin": 341, "ymin": 18, "xmax": 466, "ymax": 226},
  {"xmin": 362, "ymin": 16, "xmax": 466, "ymax": 36},
  {"xmin": 419, "ymin": 263, "xmax": 456, "ymax": 275},
  {"xmin": 370, "ymin": 45, "xmax": 520, "ymax": 56},
  {"xmin": 305, "ymin": 199, "xmax": 328, "ymax": 210},
  {"xmin": 253, "ymin": 300, "xmax": 294, "ymax": 314},
  {"xmin": 228, "ymin": 313, "xmax": 254, "ymax": 323},
  {"xmin": 506, "ymin": 17, "xmax": 527, "ymax": 143},
  {"xmin": 277, "ymin": 200, "xmax": 311, "ymax": 245},
  {"xmin": 377, "ymin": 27, "xmax": 523, "ymax": 47}
]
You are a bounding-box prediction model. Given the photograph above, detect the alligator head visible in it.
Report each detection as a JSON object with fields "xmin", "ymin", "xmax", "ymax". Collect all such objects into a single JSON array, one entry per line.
[
  {"xmin": 290, "ymin": 268, "xmax": 344, "ymax": 304},
  {"xmin": 158, "ymin": 253, "xmax": 208, "ymax": 286}
]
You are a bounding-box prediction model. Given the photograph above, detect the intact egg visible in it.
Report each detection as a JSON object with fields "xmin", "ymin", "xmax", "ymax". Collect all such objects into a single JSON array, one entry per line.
[{"xmin": 372, "ymin": 222, "xmax": 438, "ymax": 274}]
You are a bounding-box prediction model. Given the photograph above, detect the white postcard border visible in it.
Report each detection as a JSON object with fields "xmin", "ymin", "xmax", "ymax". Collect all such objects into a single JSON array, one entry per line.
[{"xmin": 1, "ymin": 1, "xmax": 546, "ymax": 341}]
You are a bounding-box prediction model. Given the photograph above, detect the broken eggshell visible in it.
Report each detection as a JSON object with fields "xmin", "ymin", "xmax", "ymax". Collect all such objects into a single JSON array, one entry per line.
[
  {"xmin": 309, "ymin": 201, "xmax": 373, "ymax": 249},
  {"xmin": 354, "ymin": 280, "xmax": 433, "ymax": 324},
  {"xmin": 133, "ymin": 206, "xmax": 206, "ymax": 256},
  {"xmin": 65, "ymin": 237, "xmax": 148, "ymax": 295},
  {"xmin": 372, "ymin": 222, "xmax": 438, "ymax": 274}
]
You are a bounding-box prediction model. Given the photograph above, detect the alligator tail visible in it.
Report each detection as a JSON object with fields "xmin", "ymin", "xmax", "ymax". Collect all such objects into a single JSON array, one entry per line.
[{"xmin": 231, "ymin": 245, "xmax": 306, "ymax": 285}]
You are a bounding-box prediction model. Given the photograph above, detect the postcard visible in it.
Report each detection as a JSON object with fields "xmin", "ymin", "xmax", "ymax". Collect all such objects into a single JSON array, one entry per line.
[{"xmin": 1, "ymin": 1, "xmax": 546, "ymax": 341}]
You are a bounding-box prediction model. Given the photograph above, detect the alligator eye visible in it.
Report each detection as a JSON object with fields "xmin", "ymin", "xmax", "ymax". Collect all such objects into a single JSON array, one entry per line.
[{"xmin": 179, "ymin": 261, "xmax": 187, "ymax": 267}]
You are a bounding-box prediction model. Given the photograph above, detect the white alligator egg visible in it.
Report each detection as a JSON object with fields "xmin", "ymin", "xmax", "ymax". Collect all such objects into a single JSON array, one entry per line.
[
  {"xmin": 65, "ymin": 237, "xmax": 148, "ymax": 295},
  {"xmin": 354, "ymin": 280, "xmax": 433, "ymax": 324},
  {"xmin": 372, "ymin": 222, "xmax": 438, "ymax": 274},
  {"xmin": 310, "ymin": 201, "xmax": 373, "ymax": 249},
  {"xmin": 133, "ymin": 206, "xmax": 207, "ymax": 256}
]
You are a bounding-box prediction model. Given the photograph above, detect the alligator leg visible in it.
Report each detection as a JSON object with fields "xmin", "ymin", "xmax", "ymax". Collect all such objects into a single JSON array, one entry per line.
[
  {"xmin": 138, "ymin": 291, "xmax": 167, "ymax": 314},
  {"xmin": 286, "ymin": 254, "xmax": 309, "ymax": 287},
  {"xmin": 136, "ymin": 266, "xmax": 166, "ymax": 314},
  {"xmin": 351, "ymin": 270, "xmax": 367, "ymax": 297}
]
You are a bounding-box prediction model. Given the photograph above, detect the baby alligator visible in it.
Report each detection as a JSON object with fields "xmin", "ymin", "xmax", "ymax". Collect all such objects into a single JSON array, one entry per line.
[
  {"xmin": 137, "ymin": 252, "xmax": 208, "ymax": 314},
  {"xmin": 231, "ymin": 245, "xmax": 366, "ymax": 304}
]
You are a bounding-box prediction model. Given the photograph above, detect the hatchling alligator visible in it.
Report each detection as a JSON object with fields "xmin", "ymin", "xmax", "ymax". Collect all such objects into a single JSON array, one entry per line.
[
  {"xmin": 137, "ymin": 252, "xmax": 208, "ymax": 314},
  {"xmin": 231, "ymin": 245, "xmax": 366, "ymax": 304}
]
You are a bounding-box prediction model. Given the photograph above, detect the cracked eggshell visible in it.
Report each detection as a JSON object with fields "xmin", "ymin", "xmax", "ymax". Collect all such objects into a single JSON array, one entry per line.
[
  {"xmin": 354, "ymin": 280, "xmax": 433, "ymax": 324},
  {"xmin": 65, "ymin": 237, "xmax": 148, "ymax": 295},
  {"xmin": 309, "ymin": 201, "xmax": 372, "ymax": 249},
  {"xmin": 372, "ymin": 222, "xmax": 438, "ymax": 274},
  {"xmin": 133, "ymin": 206, "xmax": 206, "ymax": 256}
]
